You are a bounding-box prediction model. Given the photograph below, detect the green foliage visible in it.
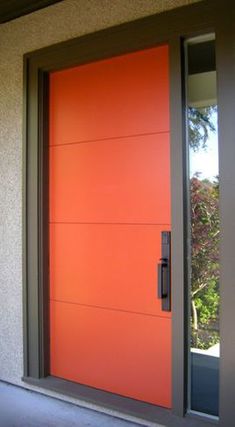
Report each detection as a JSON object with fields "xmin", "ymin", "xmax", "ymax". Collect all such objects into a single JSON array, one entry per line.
[
  {"xmin": 189, "ymin": 105, "xmax": 220, "ymax": 349},
  {"xmin": 191, "ymin": 177, "xmax": 220, "ymax": 349},
  {"xmin": 191, "ymin": 329, "xmax": 219, "ymax": 351},
  {"xmin": 195, "ymin": 280, "xmax": 219, "ymax": 325}
]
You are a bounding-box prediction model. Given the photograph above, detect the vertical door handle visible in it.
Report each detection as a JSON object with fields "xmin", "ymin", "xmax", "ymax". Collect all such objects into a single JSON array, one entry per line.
[
  {"xmin": 157, "ymin": 231, "xmax": 171, "ymax": 311},
  {"xmin": 158, "ymin": 257, "xmax": 169, "ymax": 298}
]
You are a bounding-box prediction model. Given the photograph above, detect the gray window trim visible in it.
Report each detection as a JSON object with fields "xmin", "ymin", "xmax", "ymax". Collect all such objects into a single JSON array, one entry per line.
[{"xmin": 216, "ymin": 3, "xmax": 235, "ymax": 425}]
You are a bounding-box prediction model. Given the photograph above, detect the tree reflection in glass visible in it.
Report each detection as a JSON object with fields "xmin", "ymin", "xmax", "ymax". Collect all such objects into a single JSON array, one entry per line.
[{"xmin": 189, "ymin": 106, "xmax": 220, "ymax": 351}]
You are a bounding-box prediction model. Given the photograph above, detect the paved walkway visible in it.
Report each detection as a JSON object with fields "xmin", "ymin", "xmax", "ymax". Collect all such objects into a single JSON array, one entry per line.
[
  {"xmin": 0, "ymin": 382, "xmax": 145, "ymax": 427},
  {"xmin": 0, "ymin": 381, "xmax": 219, "ymax": 427}
]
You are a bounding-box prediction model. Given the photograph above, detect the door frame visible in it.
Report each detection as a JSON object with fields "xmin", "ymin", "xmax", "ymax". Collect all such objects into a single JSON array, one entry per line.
[{"xmin": 23, "ymin": 1, "xmax": 235, "ymax": 425}]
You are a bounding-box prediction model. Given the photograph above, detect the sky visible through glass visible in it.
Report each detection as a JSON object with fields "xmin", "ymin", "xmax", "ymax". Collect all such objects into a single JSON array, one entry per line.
[{"xmin": 190, "ymin": 110, "xmax": 218, "ymax": 181}]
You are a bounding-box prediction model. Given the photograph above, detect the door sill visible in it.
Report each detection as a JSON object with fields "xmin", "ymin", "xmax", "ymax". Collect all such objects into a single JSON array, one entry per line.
[{"xmin": 22, "ymin": 376, "xmax": 218, "ymax": 427}]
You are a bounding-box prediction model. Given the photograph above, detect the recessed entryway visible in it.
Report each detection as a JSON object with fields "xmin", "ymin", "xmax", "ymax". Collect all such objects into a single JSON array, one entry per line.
[{"xmin": 23, "ymin": 3, "xmax": 235, "ymax": 426}]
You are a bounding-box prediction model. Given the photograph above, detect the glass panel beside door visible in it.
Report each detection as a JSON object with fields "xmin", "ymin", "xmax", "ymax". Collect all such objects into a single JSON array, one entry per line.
[{"xmin": 186, "ymin": 35, "xmax": 220, "ymax": 417}]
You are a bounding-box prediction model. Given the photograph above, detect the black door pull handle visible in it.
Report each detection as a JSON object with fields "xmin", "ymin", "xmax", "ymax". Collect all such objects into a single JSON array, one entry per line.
[
  {"xmin": 157, "ymin": 231, "xmax": 171, "ymax": 311},
  {"xmin": 158, "ymin": 259, "xmax": 168, "ymax": 298}
]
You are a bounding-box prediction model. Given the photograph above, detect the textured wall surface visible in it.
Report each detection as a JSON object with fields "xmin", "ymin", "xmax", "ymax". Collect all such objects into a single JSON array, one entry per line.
[{"xmin": 0, "ymin": 0, "xmax": 202, "ymax": 403}]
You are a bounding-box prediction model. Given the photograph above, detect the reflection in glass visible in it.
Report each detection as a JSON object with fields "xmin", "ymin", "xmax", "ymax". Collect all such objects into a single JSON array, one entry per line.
[{"xmin": 186, "ymin": 37, "xmax": 220, "ymax": 417}]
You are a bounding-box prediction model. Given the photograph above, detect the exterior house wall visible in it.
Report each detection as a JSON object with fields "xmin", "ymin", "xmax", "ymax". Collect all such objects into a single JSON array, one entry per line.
[{"xmin": 0, "ymin": 0, "xmax": 201, "ymax": 403}]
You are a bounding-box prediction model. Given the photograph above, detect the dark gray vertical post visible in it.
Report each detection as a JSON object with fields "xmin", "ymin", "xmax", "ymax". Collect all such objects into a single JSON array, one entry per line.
[
  {"xmin": 25, "ymin": 60, "xmax": 41, "ymax": 378},
  {"xmin": 23, "ymin": 62, "xmax": 50, "ymax": 379},
  {"xmin": 170, "ymin": 37, "xmax": 187, "ymax": 416},
  {"xmin": 216, "ymin": 5, "xmax": 235, "ymax": 426}
]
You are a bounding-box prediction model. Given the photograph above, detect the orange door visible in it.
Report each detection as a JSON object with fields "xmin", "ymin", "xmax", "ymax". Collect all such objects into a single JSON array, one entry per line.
[{"xmin": 49, "ymin": 46, "xmax": 171, "ymax": 408}]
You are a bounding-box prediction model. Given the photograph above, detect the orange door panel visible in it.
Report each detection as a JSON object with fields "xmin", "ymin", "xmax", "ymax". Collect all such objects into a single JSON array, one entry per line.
[
  {"xmin": 49, "ymin": 46, "xmax": 169, "ymax": 145},
  {"xmin": 50, "ymin": 300, "xmax": 171, "ymax": 408},
  {"xmin": 49, "ymin": 45, "xmax": 171, "ymax": 407},
  {"xmin": 50, "ymin": 223, "xmax": 171, "ymax": 317},
  {"xmin": 50, "ymin": 134, "xmax": 170, "ymax": 224}
]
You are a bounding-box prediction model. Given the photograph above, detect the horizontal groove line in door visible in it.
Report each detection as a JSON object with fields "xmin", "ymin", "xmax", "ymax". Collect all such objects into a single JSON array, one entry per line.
[
  {"xmin": 50, "ymin": 299, "xmax": 171, "ymax": 320},
  {"xmin": 49, "ymin": 130, "xmax": 170, "ymax": 147},
  {"xmin": 49, "ymin": 222, "xmax": 171, "ymax": 226}
]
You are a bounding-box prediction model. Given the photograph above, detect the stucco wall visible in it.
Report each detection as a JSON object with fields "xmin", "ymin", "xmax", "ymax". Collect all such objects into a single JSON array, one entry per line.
[{"xmin": 0, "ymin": 0, "xmax": 201, "ymax": 401}]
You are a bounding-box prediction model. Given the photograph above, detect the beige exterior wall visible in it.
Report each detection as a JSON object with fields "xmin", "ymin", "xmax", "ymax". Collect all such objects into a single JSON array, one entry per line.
[{"xmin": 0, "ymin": 0, "xmax": 202, "ymax": 412}]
